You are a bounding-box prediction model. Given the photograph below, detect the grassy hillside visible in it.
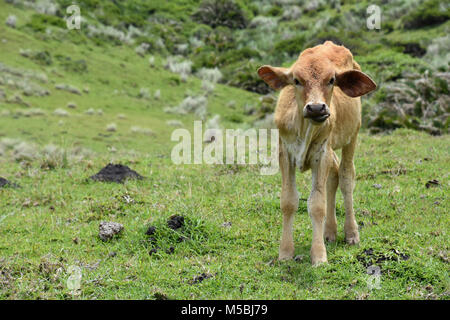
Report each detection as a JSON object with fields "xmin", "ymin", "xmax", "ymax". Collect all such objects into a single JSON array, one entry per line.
[{"xmin": 0, "ymin": 0, "xmax": 449, "ymax": 300}]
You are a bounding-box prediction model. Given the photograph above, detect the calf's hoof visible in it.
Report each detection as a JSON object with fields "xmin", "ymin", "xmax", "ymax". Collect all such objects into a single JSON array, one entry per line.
[
  {"xmin": 324, "ymin": 229, "xmax": 337, "ymax": 243},
  {"xmin": 278, "ymin": 243, "xmax": 295, "ymax": 261},
  {"xmin": 345, "ymin": 230, "xmax": 360, "ymax": 245},
  {"xmin": 310, "ymin": 244, "xmax": 327, "ymax": 266}
]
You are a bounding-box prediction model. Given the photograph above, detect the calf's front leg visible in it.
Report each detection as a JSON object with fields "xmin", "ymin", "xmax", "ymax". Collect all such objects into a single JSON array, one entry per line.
[
  {"xmin": 309, "ymin": 147, "xmax": 332, "ymax": 266},
  {"xmin": 324, "ymin": 151, "xmax": 339, "ymax": 242},
  {"xmin": 279, "ymin": 142, "xmax": 299, "ymax": 260}
]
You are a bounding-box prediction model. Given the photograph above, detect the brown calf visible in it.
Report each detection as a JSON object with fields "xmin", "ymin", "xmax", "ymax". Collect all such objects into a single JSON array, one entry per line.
[{"xmin": 257, "ymin": 41, "xmax": 376, "ymax": 265}]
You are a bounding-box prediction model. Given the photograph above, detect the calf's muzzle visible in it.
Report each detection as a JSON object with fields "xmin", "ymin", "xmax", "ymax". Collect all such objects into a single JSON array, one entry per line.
[{"xmin": 303, "ymin": 103, "xmax": 330, "ymax": 123}]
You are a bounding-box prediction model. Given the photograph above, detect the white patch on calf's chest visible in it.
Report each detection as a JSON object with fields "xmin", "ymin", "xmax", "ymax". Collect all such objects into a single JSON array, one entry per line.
[{"xmin": 281, "ymin": 123, "xmax": 315, "ymax": 171}]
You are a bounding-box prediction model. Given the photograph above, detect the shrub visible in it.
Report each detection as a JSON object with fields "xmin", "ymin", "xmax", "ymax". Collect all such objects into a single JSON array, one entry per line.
[
  {"xmin": 367, "ymin": 71, "xmax": 450, "ymax": 135},
  {"xmin": 23, "ymin": 50, "xmax": 53, "ymax": 66},
  {"xmin": 27, "ymin": 13, "xmax": 65, "ymax": 32},
  {"xmin": 138, "ymin": 88, "xmax": 150, "ymax": 99},
  {"xmin": 196, "ymin": 67, "xmax": 223, "ymax": 83},
  {"xmin": 192, "ymin": 0, "xmax": 249, "ymax": 29},
  {"xmin": 267, "ymin": 6, "xmax": 283, "ymax": 17},
  {"xmin": 6, "ymin": 15, "xmax": 17, "ymax": 28},
  {"xmin": 135, "ymin": 42, "xmax": 150, "ymax": 56},
  {"xmin": 166, "ymin": 120, "xmax": 183, "ymax": 127},
  {"xmin": 154, "ymin": 89, "xmax": 161, "ymax": 100},
  {"xmin": 249, "ymin": 16, "xmax": 278, "ymax": 30},
  {"xmin": 273, "ymin": 34, "xmax": 306, "ymax": 58},
  {"xmin": 216, "ymin": 47, "xmax": 261, "ymax": 67},
  {"xmin": 13, "ymin": 141, "xmax": 38, "ymax": 162},
  {"xmin": 202, "ymin": 80, "xmax": 216, "ymax": 93},
  {"xmin": 106, "ymin": 123, "xmax": 117, "ymax": 132},
  {"xmin": 86, "ymin": 24, "xmax": 126, "ymax": 45},
  {"xmin": 55, "ymin": 55, "xmax": 88, "ymax": 73},
  {"xmin": 424, "ymin": 35, "xmax": 450, "ymax": 71},
  {"xmin": 224, "ymin": 60, "xmax": 271, "ymax": 94},
  {"xmin": 282, "ymin": 6, "xmax": 302, "ymax": 21},
  {"xmin": 164, "ymin": 95, "xmax": 208, "ymax": 119},
  {"xmin": 16, "ymin": 108, "xmax": 47, "ymax": 117},
  {"xmin": 40, "ymin": 144, "xmax": 67, "ymax": 170},
  {"xmin": 85, "ymin": 108, "xmax": 95, "ymax": 115},
  {"xmin": 130, "ymin": 126, "xmax": 155, "ymax": 136},
  {"xmin": 148, "ymin": 56, "xmax": 156, "ymax": 68},
  {"xmin": 204, "ymin": 114, "xmax": 221, "ymax": 142},
  {"xmin": 53, "ymin": 108, "xmax": 69, "ymax": 117},
  {"xmin": 55, "ymin": 83, "xmax": 81, "ymax": 95},
  {"xmin": 67, "ymin": 102, "xmax": 77, "ymax": 109},
  {"xmin": 402, "ymin": 0, "xmax": 450, "ymax": 29},
  {"xmin": 165, "ymin": 56, "xmax": 193, "ymax": 79}
]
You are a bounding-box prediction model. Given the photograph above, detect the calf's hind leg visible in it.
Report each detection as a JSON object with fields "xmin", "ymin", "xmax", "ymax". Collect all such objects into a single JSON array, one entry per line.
[{"xmin": 279, "ymin": 142, "xmax": 299, "ymax": 260}]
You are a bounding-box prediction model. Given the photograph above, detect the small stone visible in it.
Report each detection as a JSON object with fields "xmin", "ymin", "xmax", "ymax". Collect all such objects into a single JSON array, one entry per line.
[
  {"xmin": 99, "ymin": 221, "xmax": 124, "ymax": 241},
  {"xmin": 373, "ymin": 184, "xmax": 382, "ymax": 189}
]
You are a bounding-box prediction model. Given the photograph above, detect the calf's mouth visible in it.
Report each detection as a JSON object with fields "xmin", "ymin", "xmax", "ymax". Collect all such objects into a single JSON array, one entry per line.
[{"xmin": 308, "ymin": 113, "xmax": 330, "ymax": 123}]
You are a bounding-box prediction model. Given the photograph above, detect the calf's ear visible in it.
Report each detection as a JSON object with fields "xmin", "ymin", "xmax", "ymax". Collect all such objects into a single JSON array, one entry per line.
[
  {"xmin": 336, "ymin": 70, "xmax": 377, "ymax": 97},
  {"xmin": 257, "ymin": 65, "xmax": 291, "ymax": 90}
]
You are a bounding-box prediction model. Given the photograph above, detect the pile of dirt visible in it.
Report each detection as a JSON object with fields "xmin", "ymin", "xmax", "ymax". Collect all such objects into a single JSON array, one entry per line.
[
  {"xmin": 357, "ymin": 248, "xmax": 410, "ymax": 269},
  {"xmin": 0, "ymin": 177, "xmax": 19, "ymax": 188},
  {"xmin": 90, "ymin": 164, "xmax": 144, "ymax": 183}
]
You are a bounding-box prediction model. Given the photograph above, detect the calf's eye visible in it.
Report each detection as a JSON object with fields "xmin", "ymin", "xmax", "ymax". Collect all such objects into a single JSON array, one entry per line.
[
  {"xmin": 328, "ymin": 77, "xmax": 335, "ymax": 85},
  {"xmin": 294, "ymin": 79, "xmax": 301, "ymax": 86}
]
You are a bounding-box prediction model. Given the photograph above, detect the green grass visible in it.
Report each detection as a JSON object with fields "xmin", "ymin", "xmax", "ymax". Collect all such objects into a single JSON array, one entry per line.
[
  {"xmin": 0, "ymin": 128, "xmax": 448, "ymax": 299},
  {"xmin": 0, "ymin": 1, "xmax": 449, "ymax": 300}
]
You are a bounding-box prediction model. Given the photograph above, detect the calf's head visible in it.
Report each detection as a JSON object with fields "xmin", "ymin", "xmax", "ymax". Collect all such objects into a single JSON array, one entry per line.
[{"xmin": 257, "ymin": 57, "xmax": 376, "ymax": 124}]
